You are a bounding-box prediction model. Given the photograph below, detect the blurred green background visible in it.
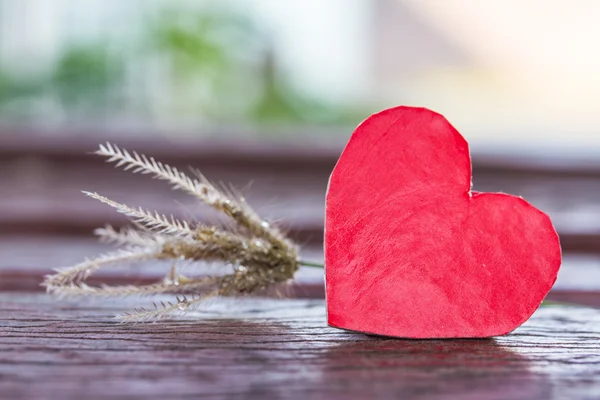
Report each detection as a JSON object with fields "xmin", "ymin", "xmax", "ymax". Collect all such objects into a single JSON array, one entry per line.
[
  {"xmin": 0, "ymin": 1, "xmax": 370, "ymax": 131},
  {"xmin": 0, "ymin": 0, "xmax": 599, "ymax": 147}
]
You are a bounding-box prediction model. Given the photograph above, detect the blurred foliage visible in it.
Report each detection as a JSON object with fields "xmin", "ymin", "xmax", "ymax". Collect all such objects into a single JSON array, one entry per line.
[
  {"xmin": 52, "ymin": 45, "xmax": 125, "ymax": 113},
  {"xmin": 0, "ymin": 5, "xmax": 366, "ymax": 128},
  {"xmin": 0, "ymin": 45, "xmax": 124, "ymax": 121},
  {"xmin": 149, "ymin": 10, "xmax": 256, "ymax": 78},
  {"xmin": 146, "ymin": 9, "xmax": 262, "ymax": 122},
  {"xmin": 0, "ymin": 73, "xmax": 44, "ymax": 118},
  {"xmin": 251, "ymin": 52, "xmax": 365, "ymax": 125}
]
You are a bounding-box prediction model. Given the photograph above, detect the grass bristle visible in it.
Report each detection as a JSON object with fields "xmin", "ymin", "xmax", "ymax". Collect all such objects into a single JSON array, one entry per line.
[{"xmin": 44, "ymin": 143, "xmax": 301, "ymax": 321}]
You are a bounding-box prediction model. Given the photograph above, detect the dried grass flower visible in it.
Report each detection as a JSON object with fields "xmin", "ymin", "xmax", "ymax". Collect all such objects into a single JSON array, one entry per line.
[{"xmin": 43, "ymin": 143, "xmax": 318, "ymax": 321}]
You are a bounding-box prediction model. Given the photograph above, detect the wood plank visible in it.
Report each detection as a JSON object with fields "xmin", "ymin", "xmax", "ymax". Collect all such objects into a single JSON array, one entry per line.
[
  {"xmin": 0, "ymin": 236, "xmax": 598, "ymax": 293},
  {"xmin": 1, "ymin": 265, "xmax": 599, "ymax": 306},
  {"xmin": 0, "ymin": 295, "xmax": 599, "ymax": 399},
  {"xmin": 3, "ymin": 130, "xmax": 600, "ymax": 174},
  {"xmin": 2, "ymin": 134, "xmax": 600, "ymax": 253}
]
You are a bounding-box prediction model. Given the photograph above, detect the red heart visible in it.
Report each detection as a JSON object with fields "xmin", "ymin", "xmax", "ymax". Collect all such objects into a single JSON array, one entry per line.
[{"xmin": 325, "ymin": 106, "xmax": 561, "ymax": 338}]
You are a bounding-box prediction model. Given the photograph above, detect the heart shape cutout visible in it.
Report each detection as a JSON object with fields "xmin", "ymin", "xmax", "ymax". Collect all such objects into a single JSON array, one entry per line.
[{"xmin": 325, "ymin": 106, "xmax": 561, "ymax": 338}]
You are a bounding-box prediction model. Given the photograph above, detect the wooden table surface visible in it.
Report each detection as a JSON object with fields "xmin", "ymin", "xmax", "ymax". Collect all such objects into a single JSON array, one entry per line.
[
  {"xmin": 1, "ymin": 294, "xmax": 600, "ymax": 400},
  {"xmin": 1, "ymin": 135, "xmax": 600, "ymax": 399}
]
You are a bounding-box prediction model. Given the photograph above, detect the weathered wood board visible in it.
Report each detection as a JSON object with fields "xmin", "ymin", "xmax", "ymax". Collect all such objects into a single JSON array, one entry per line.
[{"xmin": 1, "ymin": 295, "xmax": 599, "ymax": 399}]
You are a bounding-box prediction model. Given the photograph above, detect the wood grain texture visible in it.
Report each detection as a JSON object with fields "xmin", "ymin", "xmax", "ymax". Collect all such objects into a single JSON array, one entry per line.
[
  {"xmin": 1, "ymin": 134, "xmax": 600, "ymax": 251},
  {"xmin": 1, "ymin": 295, "xmax": 600, "ymax": 399},
  {"xmin": 1, "ymin": 131, "xmax": 600, "ymax": 399}
]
